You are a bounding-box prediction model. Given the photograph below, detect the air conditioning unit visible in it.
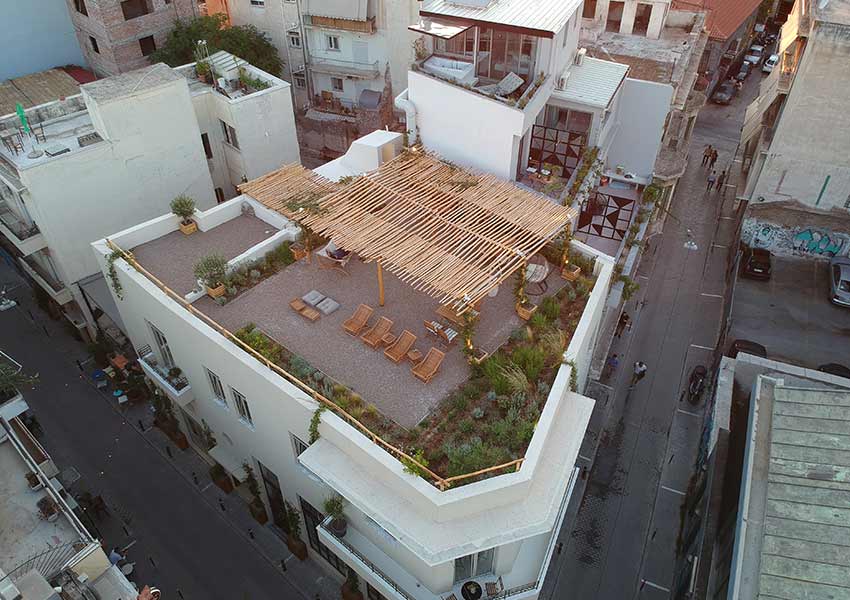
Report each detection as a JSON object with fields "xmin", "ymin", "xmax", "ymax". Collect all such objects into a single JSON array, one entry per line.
[
  {"xmin": 556, "ymin": 73, "xmax": 569, "ymax": 90},
  {"xmin": 575, "ymin": 47, "xmax": 587, "ymax": 65}
]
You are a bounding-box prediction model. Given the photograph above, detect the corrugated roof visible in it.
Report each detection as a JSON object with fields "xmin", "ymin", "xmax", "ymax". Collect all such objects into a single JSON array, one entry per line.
[
  {"xmin": 419, "ymin": 0, "xmax": 583, "ymax": 37},
  {"xmin": 0, "ymin": 69, "xmax": 81, "ymax": 116},
  {"xmin": 742, "ymin": 383, "xmax": 850, "ymax": 599},
  {"xmin": 672, "ymin": 0, "xmax": 761, "ymax": 40},
  {"xmin": 553, "ymin": 56, "xmax": 629, "ymax": 108}
]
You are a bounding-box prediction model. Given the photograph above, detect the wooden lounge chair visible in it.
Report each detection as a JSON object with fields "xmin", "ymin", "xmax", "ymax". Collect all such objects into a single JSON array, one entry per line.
[
  {"xmin": 412, "ymin": 348, "xmax": 445, "ymax": 383},
  {"xmin": 361, "ymin": 317, "xmax": 393, "ymax": 348},
  {"xmin": 343, "ymin": 304, "xmax": 373, "ymax": 335},
  {"xmin": 384, "ymin": 330, "xmax": 417, "ymax": 363},
  {"xmin": 424, "ymin": 320, "xmax": 458, "ymax": 346}
]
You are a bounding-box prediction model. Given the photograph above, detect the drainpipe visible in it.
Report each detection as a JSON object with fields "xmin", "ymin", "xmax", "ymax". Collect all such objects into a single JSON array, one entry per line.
[{"xmin": 394, "ymin": 88, "xmax": 417, "ymax": 144}]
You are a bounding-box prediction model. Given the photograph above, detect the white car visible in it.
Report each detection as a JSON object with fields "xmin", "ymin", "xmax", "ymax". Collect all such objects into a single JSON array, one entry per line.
[
  {"xmin": 744, "ymin": 45, "xmax": 765, "ymax": 65},
  {"xmin": 762, "ymin": 54, "xmax": 779, "ymax": 73}
]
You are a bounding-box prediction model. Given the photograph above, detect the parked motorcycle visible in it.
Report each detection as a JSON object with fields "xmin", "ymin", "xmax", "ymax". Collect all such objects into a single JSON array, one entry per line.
[{"xmin": 688, "ymin": 365, "xmax": 707, "ymax": 405}]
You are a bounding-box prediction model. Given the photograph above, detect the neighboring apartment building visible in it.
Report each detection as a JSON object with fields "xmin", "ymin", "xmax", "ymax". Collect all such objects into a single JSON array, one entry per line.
[
  {"xmin": 673, "ymin": 0, "xmax": 763, "ymax": 93},
  {"xmin": 92, "ymin": 131, "xmax": 615, "ymax": 600},
  {"xmin": 0, "ymin": 55, "xmax": 299, "ymax": 341},
  {"xmin": 66, "ymin": 0, "xmax": 198, "ymax": 76},
  {"xmin": 0, "ymin": 353, "xmax": 150, "ymax": 600},
  {"xmin": 672, "ymin": 352, "xmax": 850, "ymax": 600},
  {"xmin": 581, "ymin": 0, "xmax": 709, "ymax": 204},
  {"xmin": 739, "ymin": 0, "xmax": 850, "ymax": 260},
  {"xmin": 0, "ymin": 1, "xmax": 86, "ymax": 80}
]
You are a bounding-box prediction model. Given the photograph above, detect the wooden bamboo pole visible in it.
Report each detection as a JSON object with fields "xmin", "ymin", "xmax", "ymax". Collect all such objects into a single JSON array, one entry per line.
[{"xmin": 376, "ymin": 260, "xmax": 385, "ymax": 307}]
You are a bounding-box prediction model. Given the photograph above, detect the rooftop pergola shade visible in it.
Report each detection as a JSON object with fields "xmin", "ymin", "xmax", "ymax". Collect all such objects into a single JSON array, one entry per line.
[{"xmin": 241, "ymin": 151, "xmax": 576, "ymax": 311}]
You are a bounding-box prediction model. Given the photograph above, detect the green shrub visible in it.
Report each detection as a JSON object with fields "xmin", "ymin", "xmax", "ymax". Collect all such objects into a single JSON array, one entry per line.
[
  {"xmin": 540, "ymin": 296, "xmax": 560, "ymax": 321},
  {"xmin": 498, "ymin": 362, "xmax": 529, "ymax": 394},
  {"xmin": 510, "ymin": 418, "xmax": 537, "ymax": 452},
  {"xmin": 510, "ymin": 327, "xmax": 529, "ymax": 342},
  {"xmin": 266, "ymin": 242, "xmax": 295, "ymax": 268},
  {"xmin": 512, "ymin": 345, "xmax": 546, "ymax": 381},
  {"xmin": 537, "ymin": 380, "xmax": 552, "ymax": 397},
  {"xmin": 451, "ymin": 394, "xmax": 469, "ymax": 412},
  {"xmin": 193, "ymin": 254, "xmax": 228, "ymax": 287},
  {"xmin": 170, "ymin": 195, "xmax": 195, "ymax": 221},
  {"xmin": 289, "ymin": 355, "xmax": 315, "ymax": 380},
  {"xmin": 498, "ymin": 391, "xmax": 525, "ymax": 412},
  {"xmin": 443, "ymin": 437, "xmax": 510, "ymax": 477},
  {"xmin": 234, "ymin": 323, "xmax": 281, "ymax": 363},
  {"xmin": 486, "ymin": 390, "xmax": 497, "ymax": 402},
  {"xmin": 482, "ymin": 355, "xmax": 510, "ymax": 395},
  {"xmin": 529, "ymin": 312, "xmax": 549, "ymax": 330},
  {"xmin": 459, "ymin": 419, "xmax": 474, "ymax": 434},
  {"xmin": 402, "ymin": 448, "xmax": 430, "ymax": 478}
]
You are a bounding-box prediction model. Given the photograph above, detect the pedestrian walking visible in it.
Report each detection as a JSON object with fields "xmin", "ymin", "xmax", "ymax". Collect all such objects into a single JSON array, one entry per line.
[
  {"xmin": 716, "ymin": 170, "xmax": 726, "ymax": 195},
  {"xmin": 706, "ymin": 170, "xmax": 717, "ymax": 192},
  {"xmin": 701, "ymin": 144, "xmax": 713, "ymax": 166},
  {"xmin": 709, "ymin": 148, "xmax": 718, "ymax": 169},
  {"xmin": 615, "ymin": 312, "xmax": 631, "ymax": 338},
  {"xmin": 604, "ymin": 353, "xmax": 620, "ymax": 379},
  {"xmin": 631, "ymin": 361, "xmax": 648, "ymax": 386}
]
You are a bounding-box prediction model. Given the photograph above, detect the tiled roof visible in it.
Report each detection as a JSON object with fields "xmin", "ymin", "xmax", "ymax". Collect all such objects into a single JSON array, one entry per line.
[{"xmin": 673, "ymin": 0, "xmax": 762, "ymax": 40}]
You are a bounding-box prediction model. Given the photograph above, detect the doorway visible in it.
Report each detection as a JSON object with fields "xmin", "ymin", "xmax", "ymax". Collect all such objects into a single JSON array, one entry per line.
[
  {"xmin": 634, "ymin": 3, "xmax": 652, "ymax": 35},
  {"xmin": 257, "ymin": 460, "xmax": 289, "ymax": 538},
  {"xmin": 607, "ymin": 1, "xmax": 625, "ymax": 32}
]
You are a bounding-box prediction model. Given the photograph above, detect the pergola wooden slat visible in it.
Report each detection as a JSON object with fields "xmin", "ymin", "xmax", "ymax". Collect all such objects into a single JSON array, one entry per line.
[{"xmin": 242, "ymin": 150, "xmax": 577, "ymax": 310}]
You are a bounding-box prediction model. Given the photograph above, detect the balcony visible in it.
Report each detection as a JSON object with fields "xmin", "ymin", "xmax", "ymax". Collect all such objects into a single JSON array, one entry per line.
[
  {"xmin": 0, "ymin": 206, "xmax": 46, "ymax": 256},
  {"xmin": 19, "ymin": 255, "xmax": 72, "ymax": 305},
  {"xmin": 778, "ymin": 69, "xmax": 795, "ymax": 94},
  {"xmin": 305, "ymin": 14, "xmax": 376, "ymax": 34},
  {"xmin": 138, "ymin": 353, "xmax": 194, "ymax": 407},
  {"xmin": 310, "ymin": 56, "xmax": 381, "ymax": 79}
]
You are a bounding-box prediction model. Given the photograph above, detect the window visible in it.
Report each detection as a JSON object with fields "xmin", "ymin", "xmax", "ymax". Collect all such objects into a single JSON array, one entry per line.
[
  {"xmin": 139, "ymin": 35, "xmax": 156, "ymax": 57},
  {"xmin": 231, "ymin": 388, "xmax": 253, "ymax": 426},
  {"xmin": 121, "ymin": 0, "xmax": 151, "ymax": 20},
  {"xmin": 291, "ymin": 434, "xmax": 309, "ymax": 457},
  {"xmin": 454, "ymin": 548, "xmax": 495, "ymax": 583},
  {"xmin": 583, "ymin": 0, "xmax": 597, "ymax": 19},
  {"xmin": 331, "ymin": 77, "xmax": 344, "ymax": 92},
  {"xmin": 326, "ymin": 35, "xmax": 340, "ymax": 51},
  {"xmin": 150, "ymin": 324, "xmax": 174, "ymax": 368},
  {"xmin": 74, "ymin": 0, "xmax": 88, "ymax": 16},
  {"xmin": 219, "ymin": 119, "xmax": 239, "ymax": 149},
  {"xmin": 250, "ymin": 0, "xmax": 265, "ymax": 5},
  {"xmin": 214, "ymin": 187, "xmax": 225, "ymax": 203},
  {"xmin": 201, "ymin": 133, "xmax": 213, "ymax": 159},
  {"xmin": 300, "ymin": 498, "xmax": 347, "ymax": 575},
  {"xmin": 89, "ymin": 36, "xmax": 100, "ymax": 53},
  {"xmin": 293, "ymin": 73, "xmax": 306, "ymax": 88},
  {"xmin": 288, "ymin": 32, "xmax": 301, "ymax": 48},
  {"xmin": 205, "ymin": 368, "xmax": 226, "ymax": 404}
]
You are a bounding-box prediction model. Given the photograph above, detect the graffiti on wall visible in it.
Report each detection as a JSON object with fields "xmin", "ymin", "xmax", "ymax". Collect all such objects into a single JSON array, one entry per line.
[{"xmin": 742, "ymin": 219, "xmax": 850, "ymax": 258}]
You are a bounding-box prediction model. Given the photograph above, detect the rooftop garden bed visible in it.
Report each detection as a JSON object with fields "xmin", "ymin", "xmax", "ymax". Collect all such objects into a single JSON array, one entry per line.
[
  {"xmin": 231, "ymin": 246, "xmax": 597, "ymax": 487},
  {"xmin": 203, "ymin": 241, "xmax": 298, "ymax": 305}
]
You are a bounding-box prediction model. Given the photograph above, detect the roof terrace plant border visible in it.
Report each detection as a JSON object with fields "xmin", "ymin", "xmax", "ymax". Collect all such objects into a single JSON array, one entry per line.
[{"xmin": 105, "ymin": 239, "xmax": 524, "ymax": 491}]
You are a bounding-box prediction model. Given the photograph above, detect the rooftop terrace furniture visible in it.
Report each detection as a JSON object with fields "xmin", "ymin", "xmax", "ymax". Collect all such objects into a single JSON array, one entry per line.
[
  {"xmin": 302, "ymin": 289, "xmax": 326, "ymax": 306},
  {"xmin": 291, "ymin": 297, "xmax": 321, "ymax": 321},
  {"xmin": 384, "ymin": 330, "xmax": 416, "ymax": 363},
  {"xmin": 290, "ymin": 298, "xmax": 307, "ymax": 312},
  {"xmin": 316, "ymin": 241, "xmax": 352, "ymax": 275},
  {"xmin": 425, "ymin": 320, "xmax": 458, "ymax": 346},
  {"xmin": 475, "ymin": 71, "xmax": 524, "ymax": 97},
  {"xmin": 343, "ymin": 304, "xmax": 373, "ymax": 335},
  {"xmin": 412, "ymin": 347, "xmax": 445, "ymax": 383},
  {"xmin": 316, "ymin": 297, "xmax": 340, "ymax": 315},
  {"xmin": 361, "ymin": 316, "xmax": 393, "ymax": 348}
]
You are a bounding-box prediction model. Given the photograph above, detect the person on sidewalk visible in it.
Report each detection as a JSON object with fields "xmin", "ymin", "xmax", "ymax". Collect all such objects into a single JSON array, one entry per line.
[
  {"xmin": 604, "ymin": 353, "xmax": 620, "ymax": 379},
  {"xmin": 701, "ymin": 145, "xmax": 713, "ymax": 166},
  {"xmin": 615, "ymin": 312, "xmax": 631, "ymax": 338},
  {"xmin": 709, "ymin": 148, "xmax": 719, "ymax": 169},
  {"xmin": 716, "ymin": 170, "xmax": 727, "ymax": 195},
  {"xmin": 706, "ymin": 170, "xmax": 717, "ymax": 192},
  {"xmin": 631, "ymin": 361, "xmax": 648, "ymax": 386}
]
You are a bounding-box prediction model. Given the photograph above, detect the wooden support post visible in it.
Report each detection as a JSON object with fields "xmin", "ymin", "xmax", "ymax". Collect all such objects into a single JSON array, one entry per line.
[{"xmin": 377, "ymin": 261, "xmax": 385, "ymax": 307}]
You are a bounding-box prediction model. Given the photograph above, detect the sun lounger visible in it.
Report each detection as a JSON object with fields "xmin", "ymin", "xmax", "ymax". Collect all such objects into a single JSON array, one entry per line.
[
  {"xmin": 343, "ymin": 304, "xmax": 373, "ymax": 335},
  {"xmin": 412, "ymin": 347, "xmax": 445, "ymax": 383},
  {"xmin": 384, "ymin": 330, "xmax": 417, "ymax": 363},
  {"xmin": 361, "ymin": 317, "xmax": 393, "ymax": 348}
]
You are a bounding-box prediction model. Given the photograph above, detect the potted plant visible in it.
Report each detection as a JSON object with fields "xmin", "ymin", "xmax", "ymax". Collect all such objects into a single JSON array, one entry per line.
[
  {"xmin": 171, "ymin": 195, "xmax": 197, "ymax": 235},
  {"xmin": 283, "ymin": 500, "xmax": 308, "ymax": 560},
  {"xmin": 195, "ymin": 60, "xmax": 212, "ymax": 84},
  {"xmin": 242, "ymin": 462, "xmax": 268, "ymax": 524},
  {"xmin": 209, "ymin": 463, "xmax": 234, "ymax": 494},
  {"xmin": 341, "ymin": 570, "xmax": 363, "ymax": 600},
  {"xmin": 126, "ymin": 370, "xmax": 148, "ymax": 403},
  {"xmin": 194, "ymin": 254, "xmax": 228, "ymax": 298},
  {"xmin": 26, "ymin": 472, "xmax": 43, "ymax": 491},
  {"xmin": 37, "ymin": 496, "xmax": 59, "ymax": 522},
  {"xmin": 323, "ymin": 493, "xmax": 347, "ymax": 538},
  {"xmin": 1, "ymin": 363, "xmax": 36, "ymax": 402},
  {"xmin": 514, "ymin": 271, "xmax": 537, "ymax": 320}
]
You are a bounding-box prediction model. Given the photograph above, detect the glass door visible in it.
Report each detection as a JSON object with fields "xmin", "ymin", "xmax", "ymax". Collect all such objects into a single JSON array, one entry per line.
[
  {"xmin": 454, "ymin": 554, "xmax": 473, "ymax": 583},
  {"xmin": 475, "ymin": 548, "xmax": 495, "ymax": 576},
  {"xmin": 258, "ymin": 460, "xmax": 289, "ymax": 538}
]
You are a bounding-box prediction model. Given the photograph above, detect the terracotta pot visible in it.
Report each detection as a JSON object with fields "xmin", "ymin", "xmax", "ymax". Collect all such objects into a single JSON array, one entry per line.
[
  {"xmin": 212, "ymin": 472, "xmax": 234, "ymax": 494},
  {"xmin": 206, "ymin": 283, "xmax": 226, "ymax": 298},
  {"xmin": 179, "ymin": 220, "xmax": 197, "ymax": 235},
  {"xmin": 250, "ymin": 499, "xmax": 268, "ymax": 524},
  {"xmin": 287, "ymin": 534, "xmax": 308, "ymax": 560},
  {"xmin": 169, "ymin": 430, "xmax": 190, "ymax": 451}
]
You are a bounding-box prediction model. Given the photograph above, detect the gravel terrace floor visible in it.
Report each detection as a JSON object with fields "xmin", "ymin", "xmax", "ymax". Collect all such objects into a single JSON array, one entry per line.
[
  {"xmin": 197, "ymin": 255, "xmax": 568, "ymax": 428},
  {"xmin": 132, "ymin": 215, "xmax": 279, "ymax": 295}
]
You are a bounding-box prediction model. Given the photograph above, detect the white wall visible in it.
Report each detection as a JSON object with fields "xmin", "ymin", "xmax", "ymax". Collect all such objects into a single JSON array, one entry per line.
[
  {"xmin": 22, "ymin": 79, "xmax": 215, "ymax": 287},
  {"xmin": 604, "ymin": 78, "xmax": 672, "ymax": 181}
]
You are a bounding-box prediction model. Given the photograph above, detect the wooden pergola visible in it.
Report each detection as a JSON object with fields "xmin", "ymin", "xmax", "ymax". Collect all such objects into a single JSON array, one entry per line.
[{"xmin": 241, "ymin": 150, "xmax": 577, "ymax": 311}]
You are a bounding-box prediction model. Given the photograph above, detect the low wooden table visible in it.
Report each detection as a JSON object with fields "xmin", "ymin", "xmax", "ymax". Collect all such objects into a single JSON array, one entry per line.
[
  {"xmin": 110, "ymin": 354, "xmax": 129, "ymax": 370},
  {"xmin": 300, "ymin": 306, "xmax": 321, "ymax": 322},
  {"xmin": 381, "ymin": 333, "xmax": 396, "ymax": 347},
  {"xmin": 407, "ymin": 348, "xmax": 423, "ymax": 364}
]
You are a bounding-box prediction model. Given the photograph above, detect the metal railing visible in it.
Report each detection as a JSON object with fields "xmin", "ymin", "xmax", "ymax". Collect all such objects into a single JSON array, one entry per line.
[
  {"xmin": 319, "ymin": 518, "xmax": 415, "ymax": 600},
  {"xmin": 22, "ymin": 255, "xmax": 64, "ymax": 292},
  {"xmin": 310, "ymin": 56, "xmax": 380, "ymax": 77},
  {"xmin": 0, "ymin": 208, "xmax": 40, "ymax": 240},
  {"xmin": 0, "ymin": 541, "xmax": 91, "ymax": 588},
  {"xmin": 139, "ymin": 353, "xmax": 190, "ymax": 392}
]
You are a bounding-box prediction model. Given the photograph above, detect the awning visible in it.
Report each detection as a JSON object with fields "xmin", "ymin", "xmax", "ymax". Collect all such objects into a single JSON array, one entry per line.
[
  {"xmin": 408, "ymin": 16, "xmax": 470, "ymax": 40},
  {"xmin": 78, "ymin": 273, "xmax": 127, "ymax": 333},
  {"xmin": 209, "ymin": 445, "xmax": 248, "ymax": 481}
]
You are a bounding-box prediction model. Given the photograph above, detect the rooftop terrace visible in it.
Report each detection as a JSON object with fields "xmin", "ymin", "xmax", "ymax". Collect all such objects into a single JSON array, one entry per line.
[
  {"xmin": 176, "ymin": 51, "xmax": 284, "ymax": 102},
  {"xmin": 0, "ymin": 68, "xmax": 81, "ymax": 116}
]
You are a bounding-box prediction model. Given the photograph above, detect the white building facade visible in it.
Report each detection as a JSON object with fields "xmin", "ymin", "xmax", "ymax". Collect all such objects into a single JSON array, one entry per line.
[{"xmin": 0, "ymin": 55, "xmax": 299, "ymax": 340}]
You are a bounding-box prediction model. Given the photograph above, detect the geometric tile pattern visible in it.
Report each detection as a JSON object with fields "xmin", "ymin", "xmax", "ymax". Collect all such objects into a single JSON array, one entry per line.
[{"xmin": 577, "ymin": 191, "xmax": 635, "ymax": 241}]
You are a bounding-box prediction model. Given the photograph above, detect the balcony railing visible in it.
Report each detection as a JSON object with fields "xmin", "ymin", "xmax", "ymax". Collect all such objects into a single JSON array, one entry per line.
[
  {"xmin": 138, "ymin": 353, "xmax": 193, "ymax": 406},
  {"xmin": 319, "ymin": 518, "xmax": 415, "ymax": 600},
  {"xmin": 778, "ymin": 70, "xmax": 794, "ymax": 93},
  {"xmin": 21, "ymin": 255, "xmax": 64, "ymax": 293},
  {"xmin": 310, "ymin": 56, "xmax": 380, "ymax": 78},
  {"xmin": 305, "ymin": 14, "xmax": 376, "ymax": 34},
  {"xmin": 0, "ymin": 207, "xmax": 39, "ymax": 240}
]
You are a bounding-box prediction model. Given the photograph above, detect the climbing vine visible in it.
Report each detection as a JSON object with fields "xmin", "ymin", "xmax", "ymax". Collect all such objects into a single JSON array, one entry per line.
[
  {"xmin": 309, "ymin": 405, "xmax": 326, "ymax": 444},
  {"xmin": 107, "ymin": 249, "xmax": 124, "ymax": 300},
  {"xmin": 565, "ymin": 359, "xmax": 578, "ymax": 392}
]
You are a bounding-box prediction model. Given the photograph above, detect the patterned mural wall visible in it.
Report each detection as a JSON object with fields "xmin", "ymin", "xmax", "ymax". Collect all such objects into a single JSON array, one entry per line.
[{"xmin": 742, "ymin": 219, "xmax": 850, "ymax": 258}]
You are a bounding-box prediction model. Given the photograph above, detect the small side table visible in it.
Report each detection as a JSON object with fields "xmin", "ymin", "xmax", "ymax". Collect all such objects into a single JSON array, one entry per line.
[
  {"xmin": 381, "ymin": 333, "xmax": 397, "ymax": 347},
  {"xmin": 407, "ymin": 348, "xmax": 423, "ymax": 364}
]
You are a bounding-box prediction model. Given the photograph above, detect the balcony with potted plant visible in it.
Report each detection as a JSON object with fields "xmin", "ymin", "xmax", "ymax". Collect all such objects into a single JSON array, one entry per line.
[
  {"xmin": 137, "ymin": 353, "xmax": 194, "ymax": 407},
  {"xmin": 171, "ymin": 195, "xmax": 197, "ymax": 235}
]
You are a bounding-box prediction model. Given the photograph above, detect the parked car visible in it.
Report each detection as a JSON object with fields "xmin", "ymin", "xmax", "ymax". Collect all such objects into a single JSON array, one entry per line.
[
  {"xmin": 712, "ymin": 81, "xmax": 737, "ymax": 104},
  {"xmin": 735, "ymin": 62, "xmax": 752, "ymax": 81},
  {"xmin": 727, "ymin": 339, "xmax": 767, "ymax": 359},
  {"xmin": 745, "ymin": 45, "xmax": 765, "ymax": 65},
  {"xmin": 818, "ymin": 363, "xmax": 850, "ymax": 379},
  {"xmin": 762, "ymin": 54, "xmax": 779, "ymax": 73},
  {"xmin": 829, "ymin": 256, "xmax": 850, "ymax": 307},
  {"xmin": 740, "ymin": 245, "xmax": 772, "ymax": 280}
]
